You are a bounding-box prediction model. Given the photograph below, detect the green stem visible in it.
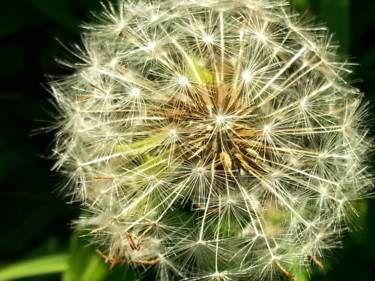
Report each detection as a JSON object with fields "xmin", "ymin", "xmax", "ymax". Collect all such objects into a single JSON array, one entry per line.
[{"xmin": 0, "ymin": 253, "xmax": 68, "ymax": 281}]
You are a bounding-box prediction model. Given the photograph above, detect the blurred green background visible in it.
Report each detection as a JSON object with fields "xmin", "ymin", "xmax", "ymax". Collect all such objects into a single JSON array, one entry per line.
[{"xmin": 0, "ymin": 0, "xmax": 374, "ymax": 280}]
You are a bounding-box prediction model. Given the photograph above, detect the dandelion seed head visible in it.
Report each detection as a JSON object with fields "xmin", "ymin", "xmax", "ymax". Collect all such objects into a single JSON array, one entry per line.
[
  {"xmin": 241, "ymin": 70, "xmax": 253, "ymax": 83},
  {"xmin": 215, "ymin": 115, "xmax": 228, "ymax": 124},
  {"xmin": 177, "ymin": 75, "xmax": 189, "ymax": 85},
  {"xmin": 192, "ymin": 166, "xmax": 207, "ymax": 176},
  {"xmin": 51, "ymin": 0, "xmax": 372, "ymax": 280},
  {"xmin": 203, "ymin": 35, "xmax": 215, "ymax": 44},
  {"xmin": 145, "ymin": 41, "xmax": 157, "ymax": 51},
  {"xmin": 129, "ymin": 87, "xmax": 141, "ymax": 97},
  {"xmin": 263, "ymin": 124, "xmax": 272, "ymax": 133}
]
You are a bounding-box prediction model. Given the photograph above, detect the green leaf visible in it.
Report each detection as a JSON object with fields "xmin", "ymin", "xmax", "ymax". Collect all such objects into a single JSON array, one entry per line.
[
  {"xmin": 62, "ymin": 232, "xmax": 108, "ymax": 281},
  {"xmin": 319, "ymin": 0, "xmax": 351, "ymax": 54},
  {"xmin": 0, "ymin": 253, "xmax": 68, "ymax": 281}
]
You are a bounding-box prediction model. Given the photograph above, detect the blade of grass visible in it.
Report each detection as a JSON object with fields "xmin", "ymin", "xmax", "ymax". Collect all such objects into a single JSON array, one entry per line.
[{"xmin": 0, "ymin": 253, "xmax": 68, "ymax": 281}]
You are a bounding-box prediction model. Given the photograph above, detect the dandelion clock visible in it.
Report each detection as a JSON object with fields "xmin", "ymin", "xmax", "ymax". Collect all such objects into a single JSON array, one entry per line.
[{"xmin": 50, "ymin": 0, "xmax": 373, "ymax": 280}]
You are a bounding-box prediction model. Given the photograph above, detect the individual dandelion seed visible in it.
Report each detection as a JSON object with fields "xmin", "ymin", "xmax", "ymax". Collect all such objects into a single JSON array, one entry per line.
[{"xmin": 50, "ymin": 0, "xmax": 372, "ymax": 280}]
